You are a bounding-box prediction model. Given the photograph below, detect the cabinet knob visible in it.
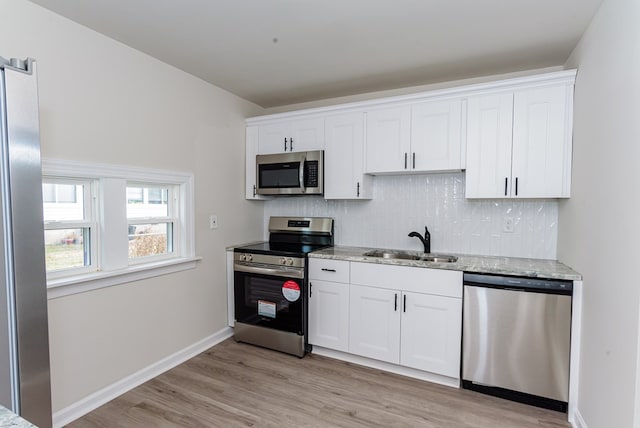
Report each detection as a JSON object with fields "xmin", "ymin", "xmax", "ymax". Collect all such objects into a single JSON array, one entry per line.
[
  {"xmin": 394, "ymin": 293, "xmax": 398, "ymax": 311},
  {"xmin": 290, "ymin": 137, "xmax": 294, "ymax": 151},
  {"xmin": 404, "ymin": 153, "xmax": 408, "ymax": 169},
  {"xmin": 412, "ymin": 152, "xmax": 416, "ymax": 169},
  {"xmin": 515, "ymin": 177, "xmax": 519, "ymax": 196},
  {"xmin": 357, "ymin": 182, "xmax": 360, "ymax": 197},
  {"xmin": 284, "ymin": 138, "xmax": 288, "ymax": 152},
  {"xmin": 504, "ymin": 177, "xmax": 508, "ymax": 196}
]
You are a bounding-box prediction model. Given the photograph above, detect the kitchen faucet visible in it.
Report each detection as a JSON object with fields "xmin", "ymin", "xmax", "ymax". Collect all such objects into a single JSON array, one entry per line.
[{"xmin": 408, "ymin": 226, "xmax": 431, "ymax": 253}]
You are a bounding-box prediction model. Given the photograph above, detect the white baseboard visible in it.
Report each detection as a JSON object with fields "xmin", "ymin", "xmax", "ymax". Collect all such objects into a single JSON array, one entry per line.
[
  {"xmin": 572, "ymin": 409, "xmax": 588, "ymax": 428},
  {"xmin": 52, "ymin": 327, "xmax": 233, "ymax": 428}
]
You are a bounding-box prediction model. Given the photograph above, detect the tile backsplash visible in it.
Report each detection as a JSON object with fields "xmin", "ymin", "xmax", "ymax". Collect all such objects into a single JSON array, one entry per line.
[{"xmin": 263, "ymin": 173, "xmax": 558, "ymax": 260}]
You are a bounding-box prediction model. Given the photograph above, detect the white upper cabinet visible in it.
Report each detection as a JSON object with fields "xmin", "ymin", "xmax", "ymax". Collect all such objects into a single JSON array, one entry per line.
[
  {"xmin": 324, "ymin": 112, "xmax": 372, "ymax": 199},
  {"xmin": 465, "ymin": 93, "xmax": 515, "ymax": 198},
  {"xmin": 410, "ymin": 99, "xmax": 464, "ymax": 172},
  {"xmin": 365, "ymin": 100, "xmax": 463, "ymax": 174},
  {"xmin": 364, "ymin": 106, "xmax": 411, "ymax": 174},
  {"xmin": 466, "ymin": 84, "xmax": 573, "ymax": 198},
  {"xmin": 258, "ymin": 118, "xmax": 325, "ymax": 154},
  {"xmin": 511, "ymin": 85, "xmax": 573, "ymax": 198},
  {"xmin": 245, "ymin": 126, "xmax": 270, "ymax": 200}
]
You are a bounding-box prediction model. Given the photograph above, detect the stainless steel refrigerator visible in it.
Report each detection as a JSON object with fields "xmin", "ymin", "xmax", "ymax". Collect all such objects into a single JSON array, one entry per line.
[{"xmin": 0, "ymin": 57, "xmax": 52, "ymax": 427}]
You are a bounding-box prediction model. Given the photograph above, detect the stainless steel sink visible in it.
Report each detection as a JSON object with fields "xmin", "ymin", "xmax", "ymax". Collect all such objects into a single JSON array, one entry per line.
[{"xmin": 363, "ymin": 250, "xmax": 458, "ymax": 263}]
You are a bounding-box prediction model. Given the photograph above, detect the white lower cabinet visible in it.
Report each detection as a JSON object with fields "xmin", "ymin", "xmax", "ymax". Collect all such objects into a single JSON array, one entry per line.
[
  {"xmin": 308, "ymin": 258, "xmax": 463, "ymax": 381},
  {"xmin": 400, "ymin": 291, "xmax": 462, "ymax": 377},
  {"xmin": 308, "ymin": 279, "xmax": 350, "ymax": 352},
  {"xmin": 308, "ymin": 259, "xmax": 350, "ymax": 352},
  {"xmin": 349, "ymin": 284, "xmax": 401, "ymax": 363}
]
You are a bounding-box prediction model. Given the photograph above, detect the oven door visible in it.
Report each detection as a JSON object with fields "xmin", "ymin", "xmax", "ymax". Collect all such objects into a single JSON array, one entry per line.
[{"xmin": 234, "ymin": 263, "xmax": 305, "ymax": 335}]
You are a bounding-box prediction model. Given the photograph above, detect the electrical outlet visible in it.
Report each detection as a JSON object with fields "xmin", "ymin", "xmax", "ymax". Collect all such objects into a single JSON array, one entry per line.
[
  {"xmin": 503, "ymin": 217, "xmax": 514, "ymax": 233},
  {"xmin": 209, "ymin": 214, "xmax": 218, "ymax": 229}
]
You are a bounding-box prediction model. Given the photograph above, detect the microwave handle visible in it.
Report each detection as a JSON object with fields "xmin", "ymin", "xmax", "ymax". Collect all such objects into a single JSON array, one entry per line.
[{"xmin": 299, "ymin": 153, "xmax": 306, "ymax": 193}]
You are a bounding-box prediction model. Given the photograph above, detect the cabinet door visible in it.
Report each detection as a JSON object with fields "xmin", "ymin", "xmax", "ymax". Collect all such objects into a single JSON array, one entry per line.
[
  {"xmin": 289, "ymin": 117, "xmax": 325, "ymax": 152},
  {"xmin": 411, "ymin": 99, "xmax": 463, "ymax": 171},
  {"xmin": 465, "ymin": 93, "xmax": 514, "ymax": 198},
  {"xmin": 400, "ymin": 292, "xmax": 462, "ymax": 377},
  {"xmin": 245, "ymin": 126, "xmax": 270, "ymax": 200},
  {"xmin": 349, "ymin": 284, "xmax": 401, "ymax": 364},
  {"xmin": 365, "ymin": 106, "xmax": 411, "ymax": 174},
  {"xmin": 324, "ymin": 113, "xmax": 372, "ymax": 199},
  {"xmin": 258, "ymin": 122, "xmax": 290, "ymax": 154},
  {"xmin": 511, "ymin": 85, "xmax": 572, "ymax": 198},
  {"xmin": 308, "ymin": 280, "xmax": 350, "ymax": 352}
]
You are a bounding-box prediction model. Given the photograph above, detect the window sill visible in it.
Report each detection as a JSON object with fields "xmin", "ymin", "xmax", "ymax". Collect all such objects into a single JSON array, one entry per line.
[{"xmin": 46, "ymin": 256, "xmax": 202, "ymax": 299}]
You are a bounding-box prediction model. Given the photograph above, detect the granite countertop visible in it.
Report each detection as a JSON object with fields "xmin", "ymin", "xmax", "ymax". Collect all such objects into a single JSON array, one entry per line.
[
  {"xmin": 0, "ymin": 406, "xmax": 36, "ymax": 428},
  {"xmin": 309, "ymin": 246, "xmax": 582, "ymax": 281}
]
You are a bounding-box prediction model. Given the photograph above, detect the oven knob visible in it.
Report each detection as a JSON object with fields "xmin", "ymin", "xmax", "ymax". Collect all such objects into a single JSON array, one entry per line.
[
  {"xmin": 279, "ymin": 258, "xmax": 287, "ymax": 265},
  {"xmin": 286, "ymin": 258, "xmax": 294, "ymax": 266},
  {"xmin": 246, "ymin": 254, "xmax": 253, "ymax": 262},
  {"xmin": 239, "ymin": 254, "xmax": 246, "ymax": 261}
]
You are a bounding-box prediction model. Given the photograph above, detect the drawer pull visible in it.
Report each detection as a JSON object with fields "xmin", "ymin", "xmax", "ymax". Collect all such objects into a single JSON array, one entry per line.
[{"xmin": 321, "ymin": 268, "xmax": 337, "ymax": 272}]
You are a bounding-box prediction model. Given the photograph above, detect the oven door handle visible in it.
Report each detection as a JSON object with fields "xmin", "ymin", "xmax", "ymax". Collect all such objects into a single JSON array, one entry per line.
[{"xmin": 234, "ymin": 263, "xmax": 305, "ymax": 279}]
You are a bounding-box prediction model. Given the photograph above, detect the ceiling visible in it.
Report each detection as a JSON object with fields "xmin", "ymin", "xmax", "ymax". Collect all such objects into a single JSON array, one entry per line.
[{"xmin": 29, "ymin": 0, "xmax": 603, "ymax": 108}]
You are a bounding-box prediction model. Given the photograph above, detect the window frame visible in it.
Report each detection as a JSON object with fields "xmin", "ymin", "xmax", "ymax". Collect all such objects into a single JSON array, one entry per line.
[{"xmin": 41, "ymin": 158, "xmax": 197, "ymax": 299}]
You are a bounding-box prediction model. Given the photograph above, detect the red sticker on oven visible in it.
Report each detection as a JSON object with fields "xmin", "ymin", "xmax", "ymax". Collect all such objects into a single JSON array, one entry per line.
[{"xmin": 282, "ymin": 280, "xmax": 301, "ymax": 302}]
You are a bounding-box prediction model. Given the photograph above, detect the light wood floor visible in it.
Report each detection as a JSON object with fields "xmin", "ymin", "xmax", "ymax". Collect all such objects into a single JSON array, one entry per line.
[{"xmin": 68, "ymin": 339, "xmax": 570, "ymax": 427}]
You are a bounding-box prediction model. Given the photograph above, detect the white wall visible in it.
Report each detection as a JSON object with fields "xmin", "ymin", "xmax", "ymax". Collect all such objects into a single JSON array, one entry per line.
[
  {"xmin": 559, "ymin": 0, "xmax": 640, "ymax": 427},
  {"xmin": 1, "ymin": 0, "xmax": 264, "ymax": 412},
  {"xmin": 265, "ymin": 173, "xmax": 559, "ymax": 259}
]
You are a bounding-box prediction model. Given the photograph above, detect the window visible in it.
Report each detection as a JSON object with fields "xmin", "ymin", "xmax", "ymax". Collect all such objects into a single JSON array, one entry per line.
[
  {"xmin": 42, "ymin": 180, "xmax": 96, "ymax": 276},
  {"xmin": 126, "ymin": 184, "xmax": 177, "ymax": 261},
  {"xmin": 41, "ymin": 159, "xmax": 196, "ymax": 297}
]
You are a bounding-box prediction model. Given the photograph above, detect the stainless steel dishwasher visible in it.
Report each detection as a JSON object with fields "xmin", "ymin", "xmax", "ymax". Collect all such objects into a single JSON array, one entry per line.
[{"xmin": 462, "ymin": 273, "xmax": 572, "ymax": 412}]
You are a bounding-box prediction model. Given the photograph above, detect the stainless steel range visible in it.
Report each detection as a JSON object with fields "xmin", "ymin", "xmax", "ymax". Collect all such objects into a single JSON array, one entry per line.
[{"xmin": 233, "ymin": 217, "xmax": 334, "ymax": 357}]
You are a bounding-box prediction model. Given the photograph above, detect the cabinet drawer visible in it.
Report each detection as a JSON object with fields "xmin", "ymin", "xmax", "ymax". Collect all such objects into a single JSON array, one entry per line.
[{"xmin": 309, "ymin": 259, "xmax": 350, "ymax": 283}]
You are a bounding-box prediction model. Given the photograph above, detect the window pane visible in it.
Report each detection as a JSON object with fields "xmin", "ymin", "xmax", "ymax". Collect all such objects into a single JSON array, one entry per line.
[
  {"xmin": 148, "ymin": 188, "xmax": 168, "ymax": 204},
  {"xmin": 44, "ymin": 228, "xmax": 89, "ymax": 271},
  {"xmin": 42, "ymin": 183, "xmax": 85, "ymax": 221},
  {"xmin": 127, "ymin": 187, "xmax": 143, "ymax": 204},
  {"xmin": 42, "ymin": 183, "xmax": 56, "ymax": 203},
  {"xmin": 128, "ymin": 223, "xmax": 172, "ymax": 258},
  {"xmin": 126, "ymin": 186, "xmax": 169, "ymax": 218}
]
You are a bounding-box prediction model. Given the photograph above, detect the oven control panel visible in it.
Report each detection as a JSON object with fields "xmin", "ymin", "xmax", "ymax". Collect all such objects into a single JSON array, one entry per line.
[{"xmin": 233, "ymin": 252, "xmax": 305, "ymax": 268}]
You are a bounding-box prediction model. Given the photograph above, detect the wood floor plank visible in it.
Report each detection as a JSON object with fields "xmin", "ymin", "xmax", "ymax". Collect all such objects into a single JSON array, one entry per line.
[{"xmin": 68, "ymin": 339, "xmax": 571, "ymax": 427}]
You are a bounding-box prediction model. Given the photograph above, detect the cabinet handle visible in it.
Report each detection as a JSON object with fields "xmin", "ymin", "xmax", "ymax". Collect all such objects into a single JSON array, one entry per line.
[
  {"xmin": 404, "ymin": 153, "xmax": 408, "ymax": 169},
  {"xmin": 284, "ymin": 138, "xmax": 288, "ymax": 152},
  {"xmin": 515, "ymin": 177, "xmax": 518, "ymax": 196},
  {"xmin": 321, "ymin": 268, "xmax": 336, "ymax": 272},
  {"xmin": 290, "ymin": 137, "xmax": 294, "ymax": 152},
  {"xmin": 412, "ymin": 152, "xmax": 416, "ymax": 169},
  {"xmin": 309, "ymin": 282, "xmax": 312, "ymax": 297},
  {"xmin": 504, "ymin": 177, "xmax": 508, "ymax": 196},
  {"xmin": 394, "ymin": 293, "xmax": 398, "ymax": 311},
  {"xmin": 357, "ymin": 182, "xmax": 360, "ymax": 197},
  {"xmin": 253, "ymin": 184, "xmax": 257, "ymax": 197},
  {"xmin": 403, "ymin": 294, "xmax": 407, "ymax": 313}
]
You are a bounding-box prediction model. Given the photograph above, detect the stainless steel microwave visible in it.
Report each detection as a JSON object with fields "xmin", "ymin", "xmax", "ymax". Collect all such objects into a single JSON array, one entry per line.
[{"xmin": 255, "ymin": 150, "xmax": 323, "ymax": 196}]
